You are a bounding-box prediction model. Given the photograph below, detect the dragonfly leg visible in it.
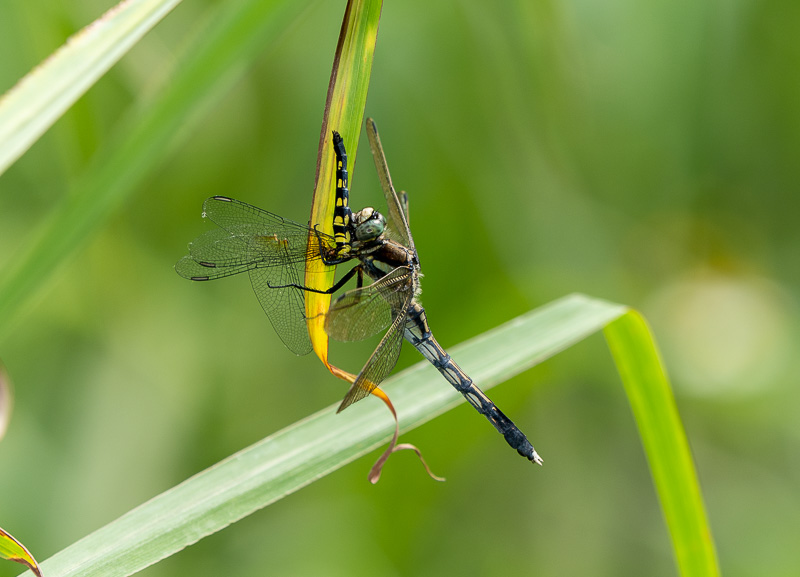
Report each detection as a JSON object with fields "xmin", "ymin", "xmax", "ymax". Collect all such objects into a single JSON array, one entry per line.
[
  {"xmin": 267, "ymin": 264, "xmax": 362, "ymax": 295},
  {"xmin": 311, "ymin": 225, "xmax": 353, "ymax": 266}
]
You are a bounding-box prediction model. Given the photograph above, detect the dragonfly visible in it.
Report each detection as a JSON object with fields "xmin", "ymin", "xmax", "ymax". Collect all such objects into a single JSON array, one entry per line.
[{"xmin": 176, "ymin": 119, "xmax": 543, "ymax": 465}]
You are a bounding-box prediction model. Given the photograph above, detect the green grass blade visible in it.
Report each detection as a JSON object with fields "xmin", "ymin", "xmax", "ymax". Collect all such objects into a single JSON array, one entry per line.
[
  {"xmin": 0, "ymin": 0, "xmax": 307, "ymax": 342},
  {"xmin": 0, "ymin": 0, "xmax": 183, "ymax": 175},
  {"xmin": 29, "ymin": 294, "xmax": 625, "ymax": 577},
  {"xmin": 15, "ymin": 295, "xmax": 717, "ymax": 577},
  {"xmin": 605, "ymin": 311, "xmax": 720, "ymax": 577}
]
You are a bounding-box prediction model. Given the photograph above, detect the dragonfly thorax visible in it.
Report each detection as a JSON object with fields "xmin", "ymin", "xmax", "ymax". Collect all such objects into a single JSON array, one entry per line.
[{"xmin": 352, "ymin": 207, "xmax": 386, "ymax": 241}]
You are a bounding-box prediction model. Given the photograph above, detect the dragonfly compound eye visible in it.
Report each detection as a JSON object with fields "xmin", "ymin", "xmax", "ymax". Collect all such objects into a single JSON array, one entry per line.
[{"xmin": 354, "ymin": 209, "xmax": 386, "ymax": 240}]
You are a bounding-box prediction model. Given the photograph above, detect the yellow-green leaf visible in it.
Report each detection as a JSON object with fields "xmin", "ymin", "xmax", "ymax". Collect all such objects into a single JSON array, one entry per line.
[
  {"xmin": 0, "ymin": 527, "xmax": 41, "ymax": 577},
  {"xmin": 305, "ymin": 0, "xmax": 383, "ymax": 368}
]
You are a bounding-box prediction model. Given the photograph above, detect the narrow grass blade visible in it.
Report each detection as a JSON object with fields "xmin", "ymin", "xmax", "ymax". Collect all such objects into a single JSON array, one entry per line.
[
  {"xmin": 27, "ymin": 294, "xmax": 630, "ymax": 577},
  {"xmin": 0, "ymin": 0, "xmax": 307, "ymax": 342},
  {"xmin": 0, "ymin": 0, "xmax": 183, "ymax": 175},
  {"xmin": 605, "ymin": 311, "xmax": 720, "ymax": 577},
  {"xmin": 305, "ymin": 0, "xmax": 383, "ymax": 364},
  {"xmin": 9, "ymin": 296, "xmax": 718, "ymax": 577}
]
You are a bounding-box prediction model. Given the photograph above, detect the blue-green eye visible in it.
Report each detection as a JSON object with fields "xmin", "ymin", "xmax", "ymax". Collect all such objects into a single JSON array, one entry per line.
[{"xmin": 355, "ymin": 211, "xmax": 385, "ymax": 240}]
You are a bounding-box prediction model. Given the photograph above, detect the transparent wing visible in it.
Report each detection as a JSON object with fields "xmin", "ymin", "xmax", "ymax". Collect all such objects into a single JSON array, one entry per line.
[
  {"xmin": 325, "ymin": 266, "xmax": 414, "ymax": 342},
  {"xmin": 176, "ymin": 226, "xmax": 263, "ymax": 280},
  {"xmin": 198, "ymin": 196, "xmax": 334, "ymax": 266},
  {"xmin": 366, "ymin": 119, "xmax": 414, "ymax": 250},
  {"xmin": 249, "ymin": 257, "xmax": 312, "ymax": 356},
  {"xmin": 176, "ymin": 196, "xmax": 336, "ymax": 355},
  {"xmin": 335, "ymin": 271, "xmax": 415, "ymax": 411},
  {"xmin": 398, "ymin": 190, "xmax": 409, "ymax": 226},
  {"xmin": 336, "ymin": 296, "xmax": 412, "ymax": 411}
]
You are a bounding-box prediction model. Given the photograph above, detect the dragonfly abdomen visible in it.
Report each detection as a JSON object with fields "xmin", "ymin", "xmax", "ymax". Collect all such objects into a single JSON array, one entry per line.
[
  {"xmin": 332, "ymin": 131, "xmax": 353, "ymax": 251},
  {"xmin": 404, "ymin": 304, "xmax": 543, "ymax": 465}
]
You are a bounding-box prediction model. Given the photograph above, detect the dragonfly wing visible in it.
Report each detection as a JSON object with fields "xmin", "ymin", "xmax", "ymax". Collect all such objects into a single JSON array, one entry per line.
[
  {"xmin": 336, "ymin": 281, "xmax": 414, "ymax": 411},
  {"xmin": 200, "ymin": 196, "xmax": 336, "ymax": 264},
  {"xmin": 176, "ymin": 254, "xmax": 252, "ymax": 280},
  {"xmin": 398, "ymin": 190, "xmax": 409, "ymax": 226},
  {"xmin": 325, "ymin": 266, "xmax": 413, "ymax": 342},
  {"xmin": 176, "ymin": 227, "xmax": 255, "ymax": 280},
  {"xmin": 176, "ymin": 222, "xmax": 319, "ymax": 277},
  {"xmin": 203, "ymin": 196, "xmax": 301, "ymax": 234},
  {"xmin": 249, "ymin": 261, "xmax": 312, "ymax": 356},
  {"xmin": 365, "ymin": 119, "xmax": 414, "ymax": 250},
  {"xmin": 177, "ymin": 196, "xmax": 338, "ymax": 355}
]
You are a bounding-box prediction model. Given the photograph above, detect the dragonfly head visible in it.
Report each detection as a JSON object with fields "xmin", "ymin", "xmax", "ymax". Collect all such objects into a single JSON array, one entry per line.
[{"xmin": 353, "ymin": 207, "xmax": 386, "ymax": 241}]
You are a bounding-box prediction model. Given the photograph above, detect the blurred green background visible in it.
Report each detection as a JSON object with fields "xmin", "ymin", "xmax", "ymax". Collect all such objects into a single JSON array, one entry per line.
[{"xmin": 1, "ymin": 0, "xmax": 798, "ymax": 575}]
